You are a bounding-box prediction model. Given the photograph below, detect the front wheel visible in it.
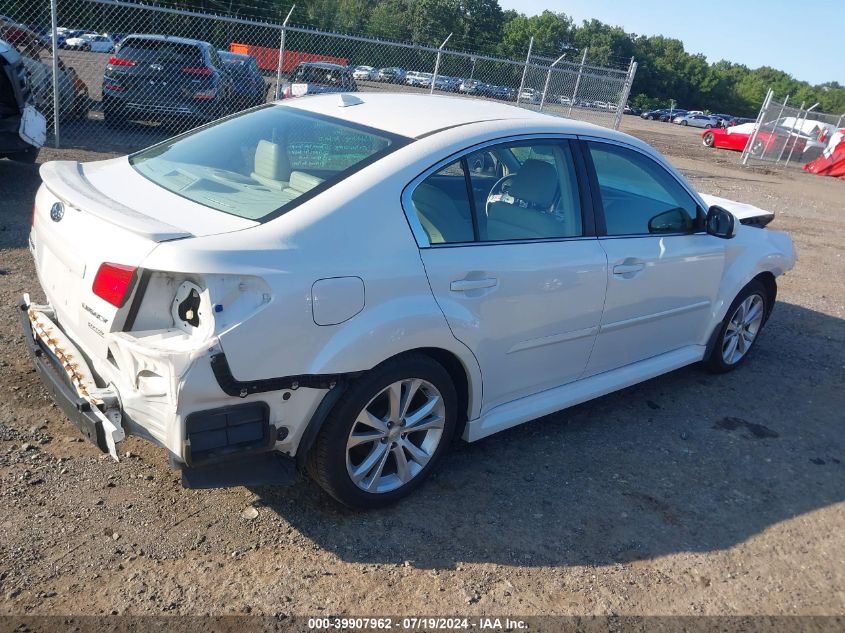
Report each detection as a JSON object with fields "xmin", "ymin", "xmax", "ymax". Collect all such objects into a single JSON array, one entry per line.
[
  {"xmin": 308, "ymin": 354, "xmax": 458, "ymax": 509},
  {"xmin": 703, "ymin": 132, "xmax": 715, "ymax": 147},
  {"xmin": 681, "ymin": 120, "xmax": 688, "ymax": 126},
  {"xmin": 704, "ymin": 280, "xmax": 770, "ymax": 373}
]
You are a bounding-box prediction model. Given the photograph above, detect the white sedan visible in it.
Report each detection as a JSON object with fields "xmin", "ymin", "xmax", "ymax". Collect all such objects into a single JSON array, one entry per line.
[
  {"xmin": 63, "ymin": 33, "xmax": 114, "ymax": 52},
  {"xmin": 351, "ymin": 65, "xmax": 376, "ymax": 81},
  {"xmin": 22, "ymin": 94, "xmax": 795, "ymax": 508}
]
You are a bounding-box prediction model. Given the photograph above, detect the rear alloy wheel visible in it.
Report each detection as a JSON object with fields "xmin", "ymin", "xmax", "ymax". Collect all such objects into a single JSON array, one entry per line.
[
  {"xmin": 681, "ymin": 120, "xmax": 688, "ymax": 126},
  {"xmin": 705, "ymin": 124, "xmax": 713, "ymax": 129},
  {"xmin": 705, "ymin": 280, "xmax": 769, "ymax": 373},
  {"xmin": 309, "ymin": 354, "xmax": 457, "ymax": 508},
  {"xmin": 703, "ymin": 132, "xmax": 715, "ymax": 147}
]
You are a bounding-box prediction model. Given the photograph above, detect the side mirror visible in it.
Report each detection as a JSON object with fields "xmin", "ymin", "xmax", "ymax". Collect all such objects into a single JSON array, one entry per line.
[{"xmin": 705, "ymin": 205, "xmax": 736, "ymax": 239}]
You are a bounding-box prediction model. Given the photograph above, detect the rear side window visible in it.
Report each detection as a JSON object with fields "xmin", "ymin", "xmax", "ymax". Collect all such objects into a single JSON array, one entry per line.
[
  {"xmin": 410, "ymin": 160, "xmax": 475, "ymax": 244},
  {"xmin": 588, "ymin": 142, "xmax": 699, "ymax": 236},
  {"xmin": 117, "ymin": 39, "xmax": 203, "ymax": 65}
]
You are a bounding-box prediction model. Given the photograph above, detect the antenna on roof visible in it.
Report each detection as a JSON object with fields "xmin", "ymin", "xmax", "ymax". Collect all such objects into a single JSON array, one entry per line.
[{"xmin": 338, "ymin": 94, "xmax": 364, "ymax": 108}]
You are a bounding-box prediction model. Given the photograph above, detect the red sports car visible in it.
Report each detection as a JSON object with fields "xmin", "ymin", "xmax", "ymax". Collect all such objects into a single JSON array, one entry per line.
[{"xmin": 702, "ymin": 123, "xmax": 806, "ymax": 156}]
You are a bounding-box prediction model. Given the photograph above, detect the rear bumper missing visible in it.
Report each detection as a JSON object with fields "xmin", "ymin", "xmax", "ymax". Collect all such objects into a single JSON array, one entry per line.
[{"xmin": 19, "ymin": 297, "xmax": 124, "ymax": 459}]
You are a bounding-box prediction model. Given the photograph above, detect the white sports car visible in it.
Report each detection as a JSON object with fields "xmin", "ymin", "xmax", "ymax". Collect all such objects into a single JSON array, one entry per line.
[{"xmin": 22, "ymin": 93, "xmax": 795, "ymax": 508}]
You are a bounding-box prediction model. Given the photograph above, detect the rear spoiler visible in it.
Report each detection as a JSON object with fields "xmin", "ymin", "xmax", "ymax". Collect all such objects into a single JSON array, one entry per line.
[{"xmin": 40, "ymin": 161, "xmax": 192, "ymax": 242}]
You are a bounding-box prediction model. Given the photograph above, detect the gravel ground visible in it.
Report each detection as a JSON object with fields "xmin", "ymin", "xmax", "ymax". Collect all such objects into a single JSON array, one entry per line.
[{"xmin": 0, "ymin": 114, "xmax": 843, "ymax": 619}]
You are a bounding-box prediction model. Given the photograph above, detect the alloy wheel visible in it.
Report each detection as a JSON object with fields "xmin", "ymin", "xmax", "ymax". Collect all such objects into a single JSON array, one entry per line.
[
  {"xmin": 345, "ymin": 379, "xmax": 445, "ymax": 493},
  {"xmin": 722, "ymin": 294, "xmax": 765, "ymax": 365}
]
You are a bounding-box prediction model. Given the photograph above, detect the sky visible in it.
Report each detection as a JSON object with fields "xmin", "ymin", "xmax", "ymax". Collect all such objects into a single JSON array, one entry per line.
[{"xmin": 499, "ymin": 0, "xmax": 845, "ymax": 86}]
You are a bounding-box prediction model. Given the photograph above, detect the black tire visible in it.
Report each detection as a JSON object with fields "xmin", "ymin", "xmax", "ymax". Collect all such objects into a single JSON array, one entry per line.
[
  {"xmin": 681, "ymin": 120, "xmax": 688, "ymax": 126},
  {"xmin": 308, "ymin": 354, "xmax": 458, "ymax": 509},
  {"xmin": 704, "ymin": 124, "xmax": 712, "ymax": 129},
  {"xmin": 703, "ymin": 132, "xmax": 715, "ymax": 147},
  {"xmin": 704, "ymin": 279, "xmax": 771, "ymax": 374}
]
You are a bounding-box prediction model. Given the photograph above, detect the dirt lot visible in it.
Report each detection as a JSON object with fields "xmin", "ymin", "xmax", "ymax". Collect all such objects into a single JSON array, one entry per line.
[{"xmin": 0, "ymin": 113, "xmax": 844, "ymax": 621}]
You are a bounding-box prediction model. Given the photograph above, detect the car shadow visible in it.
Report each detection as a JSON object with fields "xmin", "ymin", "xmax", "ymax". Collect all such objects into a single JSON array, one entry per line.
[{"xmin": 250, "ymin": 301, "xmax": 845, "ymax": 570}]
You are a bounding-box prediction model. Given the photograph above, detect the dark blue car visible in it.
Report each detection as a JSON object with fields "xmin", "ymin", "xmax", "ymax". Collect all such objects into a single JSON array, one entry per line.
[{"xmin": 218, "ymin": 50, "xmax": 268, "ymax": 110}]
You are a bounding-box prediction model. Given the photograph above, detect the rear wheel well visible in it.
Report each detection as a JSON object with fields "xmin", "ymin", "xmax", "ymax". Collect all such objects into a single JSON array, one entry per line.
[{"xmin": 409, "ymin": 348, "xmax": 470, "ymax": 438}]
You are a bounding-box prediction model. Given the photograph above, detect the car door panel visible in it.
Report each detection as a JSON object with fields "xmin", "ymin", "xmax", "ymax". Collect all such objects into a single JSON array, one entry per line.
[
  {"xmin": 582, "ymin": 139, "xmax": 726, "ymax": 376},
  {"xmin": 585, "ymin": 235, "xmax": 724, "ymax": 376},
  {"xmin": 421, "ymin": 241, "xmax": 607, "ymax": 412},
  {"xmin": 407, "ymin": 138, "xmax": 607, "ymax": 413}
]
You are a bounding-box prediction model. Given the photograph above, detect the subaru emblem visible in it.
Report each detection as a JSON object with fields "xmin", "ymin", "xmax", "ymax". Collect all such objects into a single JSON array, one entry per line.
[{"xmin": 49, "ymin": 202, "xmax": 64, "ymax": 222}]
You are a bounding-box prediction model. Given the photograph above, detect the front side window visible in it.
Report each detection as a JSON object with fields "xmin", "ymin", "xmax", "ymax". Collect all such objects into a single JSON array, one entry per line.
[
  {"xmin": 130, "ymin": 106, "xmax": 407, "ymax": 221},
  {"xmin": 587, "ymin": 142, "xmax": 699, "ymax": 236}
]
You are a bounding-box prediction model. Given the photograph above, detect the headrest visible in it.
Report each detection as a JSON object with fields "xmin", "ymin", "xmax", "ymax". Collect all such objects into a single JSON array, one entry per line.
[
  {"xmin": 509, "ymin": 159, "xmax": 559, "ymax": 208},
  {"xmin": 288, "ymin": 171, "xmax": 324, "ymax": 193},
  {"xmin": 253, "ymin": 140, "xmax": 290, "ymax": 182}
]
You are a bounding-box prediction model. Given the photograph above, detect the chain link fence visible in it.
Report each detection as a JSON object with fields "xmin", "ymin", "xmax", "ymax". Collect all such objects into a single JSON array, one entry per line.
[
  {"xmin": 1, "ymin": 0, "xmax": 637, "ymax": 155},
  {"xmin": 741, "ymin": 88, "xmax": 845, "ymax": 168}
]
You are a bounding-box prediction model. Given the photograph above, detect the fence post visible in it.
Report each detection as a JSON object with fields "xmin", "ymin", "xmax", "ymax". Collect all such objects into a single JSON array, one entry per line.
[
  {"xmin": 613, "ymin": 57, "xmax": 637, "ymax": 130},
  {"xmin": 515, "ymin": 36, "xmax": 533, "ymax": 105},
  {"xmin": 50, "ymin": 0, "xmax": 60, "ymax": 147},
  {"xmin": 742, "ymin": 89, "xmax": 774, "ymax": 165},
  {"xmin": 430, "ymin": 33, "xmax": 452, "ymax": 95},
  {"xmin": 539, "ymin": 53, "xmax": 566, "ymax": 111},
  {"xmin": 274, "ymin": 4, "xmax": 295, "ymax": 100},
  {"xmin": 567, "ymin": 48, "xmax": 587, "ymax": 116},
  {"xmin": 837, "ymin": 114, "xmax": 844, "ymax": 130},
  {"xmin": 784, "ymin": 103, "xmax": 818, "ymax": 166}
]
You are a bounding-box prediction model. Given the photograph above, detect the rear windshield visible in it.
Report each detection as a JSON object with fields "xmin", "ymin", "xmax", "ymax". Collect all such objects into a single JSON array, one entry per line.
[
  {"xmin": 117, "ymin": 39, "xmax": 203, "ymax": 65},
  {"xmin": 129, "ymin": 105, "xmax": 409, "ymax": 221},
  {"xmin": 291, "ymin": 65, "xmax": 345, "ymax": 85}
]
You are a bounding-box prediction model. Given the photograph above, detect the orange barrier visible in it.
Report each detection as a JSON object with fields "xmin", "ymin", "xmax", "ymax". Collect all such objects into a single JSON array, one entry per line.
[{"xmin": 229, "ymin": 43, "xmax": 348, "ymax": 73}]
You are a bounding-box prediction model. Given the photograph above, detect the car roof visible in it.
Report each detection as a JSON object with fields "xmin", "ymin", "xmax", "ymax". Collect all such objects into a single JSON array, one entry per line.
[
  {"xmin": 219, "ymin": 50, "xmax": 251, "ymax": 60},
  {"xmin": 121, "ymin": 33, "xmax": 209, "ymax": 47},
  {"xmin": 298, "ymin": 61, "xmax": 346, "ymax": 70},
  {"xmin": 281, "ymin": 92, "xmax": 639, "ymax": 143}
]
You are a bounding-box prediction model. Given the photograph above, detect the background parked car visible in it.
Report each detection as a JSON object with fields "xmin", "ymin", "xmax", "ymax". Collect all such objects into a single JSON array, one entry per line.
[
  {"xmin": 0, "ymin": 38, "xmax": 45, "ymax": 162},
  {"xmin": 64, "ymin": 33, "xmax": 114, "ymax": 52},
  {"xmin": 660, "ymin": 109, "xmax": 686, "ymax": 122},
  {"xmin": 519, "ymin": 87, "xmax": 541, "ymax": 103},
  {"xmin": 674, "ymin": 113, "xmax": 719, "ymax": 128},
  {"xmin": 102, "ymin": 34, "xmax": 234, "ymax": 126},
  {"xmin": 218, "ymin": 50, "xmax": 267, "ymax": 110},
  {"xmin": 284, "ymin": 61, "xmax": 357, "ymax": 97},
  {"xmin": 405, "ymin": 70, "xmax": 432, "ymax": 88},
  {"xmin": 377, "ymin": 67, "xmax": 406, "ymax": 84},
  {"xmin": 352, "ymin": 65, "xmax": 376, "ymax": 81}
]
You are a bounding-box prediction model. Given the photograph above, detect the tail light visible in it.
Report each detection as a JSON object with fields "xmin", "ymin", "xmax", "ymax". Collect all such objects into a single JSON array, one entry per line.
[
  {"xmin": 182, "ymin": 66, "xmax": 213, "ymax": 76},
  {"xmin": 108, "ymin": 56, "xmax": 135, "ymax": 66},
  {"xmin": 282, "ymin": 84, "xmax": 292, "ymax": 99},
  {"xmin": 92, "ymin": 263, "xmax": 137, "ymax": 308},
  {"xmin": 103, "ymin": 83, "xmax": 124, "ymax": 91}
]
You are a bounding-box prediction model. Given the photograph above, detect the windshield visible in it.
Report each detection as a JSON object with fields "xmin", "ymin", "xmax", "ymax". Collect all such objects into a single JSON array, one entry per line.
[{"xmin": 130, "ymin": 105, "xmax": 408, "ymax": 221}]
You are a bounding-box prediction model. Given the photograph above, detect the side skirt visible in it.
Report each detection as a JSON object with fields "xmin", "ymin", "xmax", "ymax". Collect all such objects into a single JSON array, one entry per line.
[{"xmin": 463, "ymin": 345, "xmax": 706, "ymax": 442}]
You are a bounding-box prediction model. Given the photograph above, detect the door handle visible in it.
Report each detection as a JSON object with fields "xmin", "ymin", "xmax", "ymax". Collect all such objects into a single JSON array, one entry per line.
[
  {"xmin": 612, "ymin": 262, "xmax": 645, "ymax": 276},
  {"xmin": 450, "ymin": 278, "xmax": 498, "ymax": 292}
]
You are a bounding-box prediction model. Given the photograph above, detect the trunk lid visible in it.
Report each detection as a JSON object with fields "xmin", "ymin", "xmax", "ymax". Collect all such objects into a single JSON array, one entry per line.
[{"xmin": 32, "ymin": 158, "xmax": 254, "ymax": 359}]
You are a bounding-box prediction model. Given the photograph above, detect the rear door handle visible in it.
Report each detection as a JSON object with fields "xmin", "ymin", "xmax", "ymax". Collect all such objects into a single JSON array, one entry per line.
[
  {"xmin": 612, "ymin": 262, "xmax": 645, "ymax": 275},
  {"xmin": 450, "ymin": 278, "xmax": 498, "ymax": 292}
]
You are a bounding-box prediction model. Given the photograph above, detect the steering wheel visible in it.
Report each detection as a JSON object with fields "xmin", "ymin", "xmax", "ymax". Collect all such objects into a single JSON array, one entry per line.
[{"xmin": 485, "ymin": 174, "xmax": 517, "ymax": 216}]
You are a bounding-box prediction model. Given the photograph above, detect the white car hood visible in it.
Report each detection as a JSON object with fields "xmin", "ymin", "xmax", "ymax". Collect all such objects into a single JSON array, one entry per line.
[{"xmin": 699, "ymin": 193, "xmax": 775, "ymax": 222}]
